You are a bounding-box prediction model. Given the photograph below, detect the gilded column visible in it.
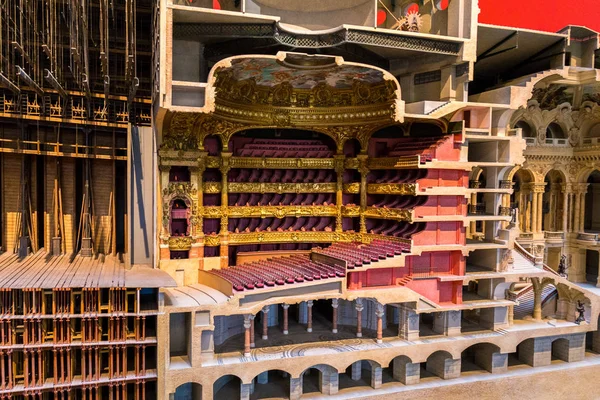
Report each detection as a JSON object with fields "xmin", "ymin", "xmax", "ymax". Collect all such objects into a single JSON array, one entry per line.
[
  {"xmin": 219, "ymin": 153, "xmax": 232, "ymax": 268},
  {"xmin": 357, "ymin": 155, "xmax": 369, "ymax": 234},
  {"xmin": 334, "ymin": 156, "xmax": 345, "ymax": 232}
]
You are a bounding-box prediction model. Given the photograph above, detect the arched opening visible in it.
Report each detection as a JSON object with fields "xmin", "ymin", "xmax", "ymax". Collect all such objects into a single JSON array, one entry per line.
[
  {"xmin": 390, "ymin": 355, "xmax": 420, "ymax": 385},
  {"xmin": 228, "ymin": 128, "xmax": 336, "ymax": 157},
  {"xmin": 584, "ymin": 170, "xmax": 600, "ymax": 233},
  {"xmin": 213, "ymin": 375, "xmax": 241, "ymax": 400},
  {"xmin": 551, "ymin": 338, "xmax": 570, "ymax": 363},
  {"xmin": 170, "ymin": 199, "xmax": 189, "ymax": 237},
  {"xmin": 301, "ymin": 364, "xmax": 338, "ymax": 395},
  {"xmin": 203, "ymin": 135, "xmax": 222, "ymax": 156},
  {"xmin": 586, "ymin": 249, "xmax": 599, "ymax": 284},
  {"xmin": 546, "ymin": 122, "xmax": 566, "ymax": 139},
  {"xmin": 250, "ymin": 370, "xmax": 290, "ymax": 399},
  {"xmin": 339, "ymin": 360, "xmax": 388, "ymax": 390},
  {"xmin": 542, "ymin": 170, "xmax": 565, "ymax": 233},
  {"xmin": 422, "ymin": 350, "xmax": 460, "ymax": 380},
  {"xmin": 461, "ymin": 343, "xmax": 503, "ymax": 373},
  {"xmin": 514, "ymin": 120, "xmax": 535, "ymax": 138},
  {"xmin": 588, "ymin": 122, "xmax": 600, "ymax": 138},
  {"xmin": 174, "ymin": 382, "xmax": 202, "ymax": 400},
  {"xmin": 510, "ymin": 169, "xmax": 535, "ymax": 233}
]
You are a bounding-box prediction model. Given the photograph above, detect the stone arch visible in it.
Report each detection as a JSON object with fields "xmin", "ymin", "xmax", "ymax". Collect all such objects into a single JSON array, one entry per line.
[
  {"xmin": 542, "ymin": 169, "xmax": 567, "ymax": 232},
  {"xmin": 174, "ymin": 382, "xmax": 202, "ymax": 400},
  {"xmin": 390, "ymin": 355, "xmax": 420, "ymax": 385},
  {"xmin": 545, "ymin": 121, "xmax": 567, "ymax": 139},
  {"xmin": 339, "ymin": 359, "xmax": 384, "ymax": 390},
  {"xmin": 166, "ymin": 195, "xmax": 193, "ymax": 237},
  {"xmin": 460, "ymin": 343, "xmax": 505, "ymax": 373},
  {"xmin": 514, "ymin": 119, "xmax": 536, "ymax": 138},
  {"xmin": 424, "ymin": 350, "xmax": 460, "ymax": 380},
  {"xmin": 213, "ymin": 374, "xmax": 242, "ymax": 400},
  {"xmin": 249, "ymin": 369, "xmax": 291, "ymax": 399},
  {"xmin": 300, "ymin": 364, "xmax": 339, "ymax": 396}
]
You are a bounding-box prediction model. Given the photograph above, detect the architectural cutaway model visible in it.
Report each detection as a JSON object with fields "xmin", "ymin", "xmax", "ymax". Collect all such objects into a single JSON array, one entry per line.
[{"xmin": 0, "ymin": 0, "xmax": 599, "ymax": 399}]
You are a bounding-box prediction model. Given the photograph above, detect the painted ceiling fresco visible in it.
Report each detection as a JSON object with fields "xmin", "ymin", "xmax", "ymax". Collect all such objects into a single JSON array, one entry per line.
[{"xmin": 224, "ymin": 58, "xmax": 386, "ymax": 90}]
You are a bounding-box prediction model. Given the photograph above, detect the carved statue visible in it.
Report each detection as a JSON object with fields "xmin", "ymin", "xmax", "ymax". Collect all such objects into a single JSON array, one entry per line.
[
  {"xmin": 575, "ymin": 301, "xmax": 586, "ymax": 325},
  {"xmin": 558, "ymin": 254, "xmax": 569, "ymax": 277}
]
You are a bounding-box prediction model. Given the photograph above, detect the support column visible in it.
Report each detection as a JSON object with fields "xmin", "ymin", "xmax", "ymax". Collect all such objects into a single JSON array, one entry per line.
[
  {"xmin": 398, "ymin": 305, "xmax": 419, "ymax": 340},
  {"xmin": 250, "ymin": 317, "xmax": 255, "ymax": 348},
  {"xmin": 261, "ymin": 306, "xmax": 269, "ymax": 340},
  {"xmin": 351, "ymin": 361, "xmax": 362, "ymax": 381},
  {"xmin": 518, "ymin": 337, "xmax": 551, "ymax": 367},
  {"xmin": 426, "ymin": 353, "xmax": 461, "ymax": 379},
  {"xmin": 219, "ymin": 154, "xmax": 231, "ymax": 268},
  {"xmin": 358, "ymin": 155, "xmax": 369, "ymax": 233},
  {"xmin": 392, "ymin": 357, "xmax": 420, "ymax": 385},
  {"xmin": 574, "ymin": 189, "xmax": 581, "ymax": 234},
  {"xmin": 243, "ymin": 315, "xmax": 252, "ymax": 357},
  {"xmin": 240, "ymin": 382, "xmax": 253, "ymax": 400},
  {"xmin": 282, "ymin": 304, "xmax": 289, "ymax": 335},
  {"xmin": 579, "ymin": 185, "xmax": 588, "ymax": 232},
  {"xmin": 289, "ymin": 377, "xmax": 302, "ymax": 400},
  {"xmin": 375, "ymin": 303, "xmax": 384, "ymax": 344},
  {"xmin": 355, "ymin": 299, "xmax": 363, "ymax": 338},
  {"xmin": 532, "ymin": 281, "xmax": 542, "ymax": 321},
  {"xmin": 537, "ymin": 189, "xmax": 544, "ymax": 233},
  {"xmin": 306, "ymin": 300, "xmax": 313, "ymax": 333},
  {"xmin": 371, "ymin": 365, "xmax": 383, "ymax": 389},
  {"xmin": 334, "ymin": 156, "xmax": 344, "ymax": 232},
  {"xmin": 319, "ymin": 367, "xmax": 339, "ymax": 395},
  {"xmin": 331, "ymin": 299, "xmax": 339, "ymax": 333},
  {"xmin": 531, "ymin": 189, "xmax": 538, "ymax": 234},
  {"xmin": 562, "ymin": 184, "xmax": 569, "ymax": 232}
]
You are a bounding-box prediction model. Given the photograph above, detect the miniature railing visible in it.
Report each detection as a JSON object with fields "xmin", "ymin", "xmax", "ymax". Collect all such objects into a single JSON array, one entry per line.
[
  {"xmin": 514, "ymin": 241, "xmax": 542, "ymax": 266},
  {"xmin": 518, "ymin": 232, "xmax": 534, "ymax": 240},
  {"xmin": 469, "ymin": 203, "xmax": 487, "ymax": 215},
  {"xmin": 544, "ymin": 138, "xmax": 569, "ymax": 146},
  {"xmin": 544, "ymin": 231, "xmax": 565, "ymax": 240},
  {"xmin": 582, "ymin": 137, "xmax": 600, "ymax": 146},
  {"xmin": 577, "ymin": 232, "xmax": 599, "ymax": 241},
  {"xmin": 524, "ymin": 137, "xmax": 536, "ymax": 146},
  {"xmin": 0, "ymin": 137, "xmax": 126, "ymax": 159}
]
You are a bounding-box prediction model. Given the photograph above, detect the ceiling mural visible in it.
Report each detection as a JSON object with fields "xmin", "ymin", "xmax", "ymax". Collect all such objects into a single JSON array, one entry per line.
[{"xmin": 222, "ymin": 57, "xmax": 386, "ymax": 90}]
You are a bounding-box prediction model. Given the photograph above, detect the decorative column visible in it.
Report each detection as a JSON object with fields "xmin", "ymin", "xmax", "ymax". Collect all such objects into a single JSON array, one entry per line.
[
  {"xmin": 219, "ymin": 153, "xmax": 231, "ymax": 268},
  {"xmin": 375, "ymin": 303, "xmax": 384, "ymax": 344},
  {"xmin": 334, "ymin": 156, "xmax": 345, "ymax": 232},
  {"xmin": 250, "ymin": 316, "xmax": 255, "ymax": 348},
  {"xmin": 355, "ymin": 298, "xmax": 364, "ymax": 338},
  {"xmin": 579, "ymin": 184, "xmax": 588, "ymax": 232},
  {"xmin": 243, "ymin": 315, "xmax": 252, "ymax": 357},
  {"xmin": 574, "ymin": 187, "xmax": 581, "ymax": 234},
  {"xmin": 537, "ymin": 187, "xmax": 544, "ymax": 233},
  {"xmin": 331, "ymin": 299, "xmax": 339, "ymax": 333},
  {"xmin": 282, "ymin": 304, "xmax": 289, "ymax": 335},
  {"xmin": 261, "ymin": 306, "xmax": 270, "ymax": 340},
  {"xmin": 562, "ymin": 184, "xmax": 569, "ymax": 232},
  {"xmin": 357, "ymin": 155, "xmax": 369, "ymax": 233},
  {"xmin": 191, "ymin": 163, "xmax": 205, "ymax": 261},
  {"xmin": 530, "ymin": 185, "xmax": 538, "ymax": 234},
  {"xmin": 306, "ymin": 300, "xmax": 313, "ymax": 333}
]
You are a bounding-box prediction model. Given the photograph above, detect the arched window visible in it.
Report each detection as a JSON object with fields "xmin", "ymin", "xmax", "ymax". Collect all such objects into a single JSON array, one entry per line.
[
  {"xmin": 515, "ymin": 120, "xmax": 535, "ymax": 138},
  {"xmin": 546, "ymin": 122, "xmax": 565, "ymax": 139}
]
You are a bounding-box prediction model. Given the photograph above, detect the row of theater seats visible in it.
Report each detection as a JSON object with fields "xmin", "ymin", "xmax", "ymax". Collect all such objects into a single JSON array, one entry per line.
[
  {"xmin": 368, "ymin": 169, "xmax": 427, "ymax": 184},
  {"xmin": 228, "ymin": 217, "xmax": 335, "ymax": 233},
  {"xmin": 234, "ymin": 139, "xmax": 333, "ymax": 158},
  {"xmin": 387, "ymin": 135, "xmax": 450, "ymax": 161},
  {"xmin": 313, "ymin": 240, "xmax": 409, "ymax": 269},
  {"xmin": 370, "ymin": 195, "xmax": 427, "ymax": 209},
  {"xmin": 367, "ymin": 221, "xmax": 425, "ymax": 237},
  {"xmin": 209, "ymin": 255, "xmax": 345, "ymax": 291},
  {"xmin": 228, "ymin": 193, "xmax": 336, "ymax": 206},
  {"xmin": 229, "ymin": 169, "xmax": 335, "ymax": 183}
]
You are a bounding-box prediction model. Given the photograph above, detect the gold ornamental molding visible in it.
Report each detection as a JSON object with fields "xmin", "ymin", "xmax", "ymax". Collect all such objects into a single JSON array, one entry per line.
[
  {"xmin": 367, "ymin": 156, "xmax": 421, "ymax": 169},
  {"xmin": 202, "ymin": 205, "xmax": 338, "ymax": 219},
  {"xmin": 168, "ymin": 236, "xmax": 193, "ymax": 251},
  {"xmin": 203, "ymin": 182, "xmax": 222, "ymax": 194},
  {"xmin": 229, "ymin": 157, "xmax": 336, "ymax": 170},
  {"xmin": 163, "ymin": 182, "xmax": 198, "ymax": 198},
  {"xmin": 343, "ymin": 183, "xmax": 360, "ymax": 194},
  {"xmin": 201, "ymin": 231, "xmax": 411, "ymax": 247},
  {"xmin": 364, "ymin": 207, "xmax": 412, "ymax": 221},
  {"xmin": 341, "ymin": 205, "xmax": 360, "ymax": 217},
  {"xmin": 367, "ymin": 183, "xmax": 417, "ymax": 195}
]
